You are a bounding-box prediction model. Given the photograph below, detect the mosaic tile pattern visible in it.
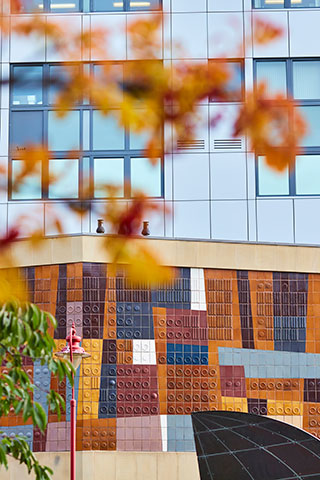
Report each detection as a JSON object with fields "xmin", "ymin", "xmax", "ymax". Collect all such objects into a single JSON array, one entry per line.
[{"xmin": 4, "ymin": 264, "xmax": 320, "ymax": 452}]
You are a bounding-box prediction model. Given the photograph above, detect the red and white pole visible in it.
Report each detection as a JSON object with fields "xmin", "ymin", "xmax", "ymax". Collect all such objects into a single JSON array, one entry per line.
[
  {"xmin": 69, "ymin": 324, "xmax": 76, "ymax": 480},
  {"xmin": 55, "ymin": 321, "xmax": 91, "ymax": 480}
]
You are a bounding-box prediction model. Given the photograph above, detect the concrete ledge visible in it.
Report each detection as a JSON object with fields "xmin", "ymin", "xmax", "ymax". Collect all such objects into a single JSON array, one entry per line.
[
  {"xmin": 1, "ymin": 235, "xmax": 320, "ymax": 273},
  {"xmin": 0, "ymin": 451, "xmax": 200, "ymax": 480}
]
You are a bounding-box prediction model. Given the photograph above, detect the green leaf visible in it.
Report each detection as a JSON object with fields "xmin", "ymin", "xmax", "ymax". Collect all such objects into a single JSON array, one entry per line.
[
  {"xmin": 33, "ymin": 403, "xmax": 47, "ymax": 433},
  {"xmin": 30, "ymin": 304, "xmax": 41, "ymax": 330}
]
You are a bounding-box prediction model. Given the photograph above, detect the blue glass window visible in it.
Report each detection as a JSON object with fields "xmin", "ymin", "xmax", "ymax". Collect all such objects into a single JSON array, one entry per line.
[
  {"xmin": 9, "ymin": 62, "xmax": 163, "ymax": 201},
  {"xmin": 254, "ymin": 0, "xmax": 320, "ymax": 7},
  {"xmin": 48, "ymin": 111, "xmax": 80, "ymax": 151},
  {"xmin": 256, "ymin": 61, "xmax": 287, "ymax": 98},
  {"xmin": 11, "ymin": 160, "xmax": 42, "ymax": 199},
  {"xmin": 92, "ymin": 111, "xmax": 125, "ymax": 150},
  {"xmin": 92, "ymin": 0, "xmax": 161, "ymax": 11},
  {"xmin": 296, "ymin": 155, "xmax": 320, "ymax": 194},
  {"xmin": 131, "ymin": 157, "xmax": 162, "ymax": 197},
  {"xmin": 209, "ymin": 60, "xmax": 244, "ymax": 102},
  {"xmin": 48, "ymin": 159, "xmax": 79, "ymax": 199},
  {"xmin": 12, "ymin": 66, "xmax": 43, "ymax": 105},
  {"xmin": 255, "ymin": 58, "xmax": 320, "ymax": 196},
  {"xmin": 258, "ymin": 156, "xmax": 289, "ymax": 196},
  {"xmin": 11, "ymin": 111, "xmax": 43, "ymax": 151},
  {"xmin": 94, "ymin": 158, "xmax": 124, "ymax": 198},
  {"xmin": 293, "ymin": 61, "xmax": 320, "ymax": 100}
]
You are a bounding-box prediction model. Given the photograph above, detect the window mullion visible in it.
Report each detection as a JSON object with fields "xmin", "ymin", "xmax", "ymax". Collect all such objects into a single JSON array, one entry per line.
[
  {"xmin": 124, "ymin": 154, "xmax": 131, "ymax": 198},
  {"xmin": 287, "ymin": 59, "xmax": 293, "ymax": 98}
]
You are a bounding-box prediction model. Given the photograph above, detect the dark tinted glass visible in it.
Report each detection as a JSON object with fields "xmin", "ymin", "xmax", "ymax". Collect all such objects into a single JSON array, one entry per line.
[
  {"xmin": 11, "ymin": 111, "xmax": 43, "ymax": 151},
  {"xmin": 12, "ymin": 66, "xmax": 43, "ymax": 105},
  {"xmin": 49, "ymin": 65, "xmax": 80, "ymax": 104},
  {"xmin": 236, "ymin": 449, "xmax": 295, "ymax": 480},
  {"xmin": 192, "ymin": 411, "xmax": 320, "ymax": 480},
  {"xmin": 206, "ymin": 453, "xmax": 252, "ymax": 480}
]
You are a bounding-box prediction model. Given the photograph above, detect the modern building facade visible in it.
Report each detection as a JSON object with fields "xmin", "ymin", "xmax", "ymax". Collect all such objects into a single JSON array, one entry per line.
[
  {"xmin": 2, "ymin": 0, "xmax": 320, "ymax": 245},
  {"xmin": 2, "ymin": 1, "xmax": 320, "ymax": 479}
]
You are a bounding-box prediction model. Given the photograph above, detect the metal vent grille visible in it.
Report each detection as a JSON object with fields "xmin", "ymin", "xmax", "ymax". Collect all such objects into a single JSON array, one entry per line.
[
  {"xmin": 213, "ymin": 138, "xmax": 242, "ymax": 150},
  {"xmin": 177, "ymin": 139, "xmax": 205, "ymax": 150}
]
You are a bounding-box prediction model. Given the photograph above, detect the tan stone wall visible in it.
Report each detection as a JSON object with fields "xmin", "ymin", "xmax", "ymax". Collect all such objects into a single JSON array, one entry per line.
[
  {"xmin": 0, "ymin": 451, "xmax": 200, "ymax": 480},
  {"xmin": 3, "ymin": 235, "xmax": 320, "ymax": 273}
]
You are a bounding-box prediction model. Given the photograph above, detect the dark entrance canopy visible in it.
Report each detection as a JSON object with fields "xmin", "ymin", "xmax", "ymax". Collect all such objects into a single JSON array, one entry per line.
[{"xmin": 191, "ymin": 411, "xmax": 320, "ymax": 480}]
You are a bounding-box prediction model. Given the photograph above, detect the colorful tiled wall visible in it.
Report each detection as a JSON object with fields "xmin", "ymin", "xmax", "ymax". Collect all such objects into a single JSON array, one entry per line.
[{"xmin": 2, "ymin": 263, "xmax": 320, "ymax": 452}]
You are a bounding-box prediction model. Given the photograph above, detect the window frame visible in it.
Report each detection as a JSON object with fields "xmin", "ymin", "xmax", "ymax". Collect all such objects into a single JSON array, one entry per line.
[
  {"xmin": 90, "ymin": 0, "xmax": 162, "ymax": 12},
  {"xmin": 9, "ymin": 62, "xmax": 164, "ymax": 202},
  {"xmin": 11, "ymin": 0, "xmax": 162, "ymax": 13},
  {"xmin": 208, "ymin": 59, "xmax": 245, "ymax": 103},
  {"xmin": 11, "ymin": 0, "xmax": 83, "ymax": 13},
  {"xmin": 253, "ymin": 0, "xmax": 320, "ymax": 8},
  {"xmin": 254, "ymin": 58, "xmax": 320, "ymax": 197}
]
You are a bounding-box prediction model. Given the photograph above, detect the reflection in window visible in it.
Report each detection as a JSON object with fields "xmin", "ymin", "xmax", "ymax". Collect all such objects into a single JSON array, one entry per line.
[
  {"xmin": 290, "ymin": 0, "xmax": 320, "ymax": 7},
  {"xmin": 256, "ymin": 61, "xmax": 287, "ymax": 98},
  {"xmin": 48, "ymin": 0, "xmax": 79, "ymax": 10},
  {"xmin": 296, "ymin": 155, "xmax": 320, "ymax": 194},
  {"xmin": 49, "ymin": 65, "xmax": 79, "ymax": 105},
  {"xmin": 94, "ymin": 158, "xmax": 124, "ymax": 197},
  {"xmin": 93, "ymin": 64, "xmax": 123, "ymax": 105},
  {"xmin": 12, "ymin": 0, "xmax": 80, "ymax": 11},
  {"xmin": 293, "ymin": 61, "xmax": 320, "ymax": 100},
  {"xmin": 9, "ymin": 62, "xmax": 164, "ymax": 201},
  {"xmin": 129, "ymin": 110, "xmax": 158, "ymax": 150},
  {"xmin": 48, "ymin": 111, "xmax": 80, "ymax": 151},
  {"xmin": 11, "ymin": 160, "xmax": 42, "ymax": 199},
  {"xmin": 254, "ymin": 0, "xmax": 284, "ymax": 8},
  {"xmin": 130, "ymin": 128, "xmax": 150, "ymax": 150},
  {"xmin": 12, "ymin": 66, "xmax": 43, "ymax": 105},
  {"xmin": 258, "ymin": 156, "xmax": 289, "ymax": 195},
  {"xmin": 11, "ymin": 0, "xmax": 43, "ymax": 13},
  {"xmin": 92, "ymin": 111, "xmax": 125, "ymax": 150},
  {"xmin": 48, "ymin": 159, "xmax": 79, "ymax": 198},
  {"xmin": 11, "ymin": 111, "xmax": 43, "ymax": 150},
  {"xmin": 92, "ymin": 0, "xmax": 124, "ymax": 11},
  {"xmin": 131, "ymin": 157, "xmax": 161, "ymax": 197},
  {"xmin": 129, "ymin": 0, "xmax": 160, "ymax": 10},
  {"xmin": 209, "ymin": 61, "xmax": 243, "ymax": 102},
  {"xmin": 297, "ymin": 106, "xmax": 320, "ymax": 147}
]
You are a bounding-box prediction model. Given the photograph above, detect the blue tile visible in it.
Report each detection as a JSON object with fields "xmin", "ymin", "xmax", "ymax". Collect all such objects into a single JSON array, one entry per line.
[
  {"xmin": 184, "ymin": 440, "xmax": 196, "ymax": 452},
  {"xmin": 33, "ymin": 361, "xmax": 51, "ymax": 415},
  {"xmin": 0, "ymin": 425, "xmax": 33, "ymax": 449},
  {"xmin": 218, "ymin": 347, "xmax": 320, "ymax": 378},
  {"xmin": 99, "ymin": 363, "xmax": 117, "ymax": 418}
]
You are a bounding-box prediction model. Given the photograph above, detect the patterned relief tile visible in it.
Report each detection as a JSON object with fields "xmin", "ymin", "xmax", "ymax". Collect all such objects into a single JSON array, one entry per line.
[
  {"xmin": 116, "ymin": 365, "xmax": 159, "ymax": 417},
  {"xmin": 117, "ymin": 416, "xmax": 161, "ymax": 451},
  {"xmin": 220, "ymin": 365, "xmax": 246, "ymax": 398},
  {"xmin": 76, "ymin": 419, "xmax": 116, "ymax": 451},
  {"xmin": 7, "ymin": 262, "xmax": 320, "ymax": 452}
]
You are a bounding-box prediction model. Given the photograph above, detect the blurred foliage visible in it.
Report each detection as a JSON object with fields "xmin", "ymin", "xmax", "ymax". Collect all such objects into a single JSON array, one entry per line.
[
  {"xmin": 0, "ymin": 8, "xmax": 309, "ymax": 477},
  {"xmin": 0, "ymin": 13, "xmax": 307, "ymax": 277},
  {"xmin": 0, "ymin": 301, "xmax": 73, "ymax": 479}
]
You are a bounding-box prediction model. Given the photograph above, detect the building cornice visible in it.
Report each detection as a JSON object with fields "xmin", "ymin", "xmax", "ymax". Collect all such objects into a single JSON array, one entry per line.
[{"xmin": 1, "ymin": 235, "xmax": 320, "ymax": 273}]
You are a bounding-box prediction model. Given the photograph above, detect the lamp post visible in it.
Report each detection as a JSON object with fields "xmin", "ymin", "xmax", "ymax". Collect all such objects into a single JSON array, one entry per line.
[{"xmin": 55, "ymin": 322, "xmax": 90, "ymax": 480}]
